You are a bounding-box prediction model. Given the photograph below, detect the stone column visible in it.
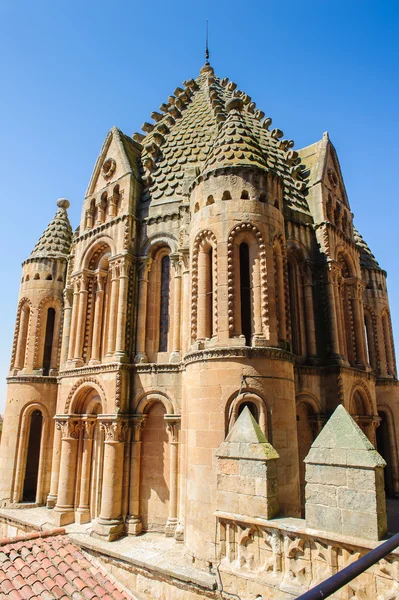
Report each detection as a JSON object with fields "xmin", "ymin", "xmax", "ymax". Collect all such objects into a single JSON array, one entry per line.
[
  {"xmin": 53, "ymin": 418, "xmax": 81, "ymax": 526},
  {"xmin": 46, "ymin": 423, "xmax": 62, "ymax": 508},
  {"xmin": 351, "ymin": 280, "xmax": 367, "ymax": 366},
  {"xmin": 67, "ymin": 281, "xmax": 79, "ymax": 361},
  {"xmin": 165, "ymin": 416, "xmax": 180, "ymax": 537},
  {"xmin": 180, "ymin": 251, "xmax": 190, "ymax": 354},
  {"xmin": 14, "ymin": 305, "xmax": 30, "ymax": 371},
  {"xmin": 249, "ymin": 244, "xmax": 262, "ymax": 338},
  {"xmin": 135, "ymin": 258, "xmax": 152, "ymax": 363},
  {"xmin": 300, "ymin": 262, "xmax": 317, "ymax": 359},
  {"xmin": 89, "ymin": 274, "xmax": 105, "ymax": 364},
  {"xmin": 170, "ymin": 254, "xmax": 182, "ymax": 362},
  {"xmin": 75, "ymin": 419, "xmax": 96, "ymax": 524},
  {"xmin": 275, "ymin": 250, "xmax": 287, "ymax": 342},
  {"xmin": 74, "ymin": 274, "xmax": 89, "ymax": 362},
  {"xmin": 106, "ymin": 262, "xmax": 119, "ymax": 357},
  {"xmin": 91, "ymin": 418, "xmax": 127, "ymax": 541},
  {"xmin": 59, "ymin": 287, "xmax": 73, "ymax": 368},
  {"xmin": 115, "ymin": 258, "xmax": 130, "ymax": 360},
  {"xmin": 325, "ymin": 264, "xmax": 341, "ymax": 358},
  {"xmin": 126, "ymin": 416, "xmax": 146, "ymax": 535}
]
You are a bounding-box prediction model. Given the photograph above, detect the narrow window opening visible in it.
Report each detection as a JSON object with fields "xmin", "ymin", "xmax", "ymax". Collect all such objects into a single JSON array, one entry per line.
[
  {"xmin": 259, "ymin": 193, "xmax": 267, "ymax": 203},
  {"xmin": 159, "ymin": 256, "xmax": 170, "ymax": 352},
  {"xmin": 274, "ymin": 199, "xmax": 279, "ymax": 209},
  {"xmin": 46, "ymin": 274, "xmax": 53, "ymax": 281},
  {"xmin": 194, "ymin": 202, "xmax": 200, "ymax": 213},
  {"xmin": 42, "ymin": 308, "xmax": 55, "ymax": 376},
  {"xmin": 22, "ymin": 410, "xmax": 43, "ymax": 502},
  {"xmin": 34, "ymin": 273, "xmax": 40, "ymax": 280},
  {"xmin": 241, "ymin": 190, "xmax": 249, "ymax": 200},
  {"xmin": 240, "ymin": 243, "xmax": 252, "ymax": 346},
  {"xmin": 206, "ymin": 195, "xmax": 214, "ymax": 205},
  {"xmin": 222, "ymin": 190, "xmax": 232, "ymax": 201}
]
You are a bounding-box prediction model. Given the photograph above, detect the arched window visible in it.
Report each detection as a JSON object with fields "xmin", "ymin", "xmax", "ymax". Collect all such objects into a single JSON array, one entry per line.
[
  {"xmin": 42, "ymin": 308, "xmax": 55, "ymax": 376},
  {"xmin": 239, "ymin": 242, "xmax": 252, "ymax": 345},
  {"xmin": 198, "ymin": 245, "xmax": 214, "ymax": 339},
  {"xmin": 145, "ymin": 247, "xmax": 173, "ymax": 359},
  {"xmin": 159, "ymin": 255, "xmax": 170, "ymax": 352},
  {"xmin": 226, "ymin": 393, "xmax": 270, "ymax": 440},
  {"xmin": 14, "ymin": 303, "xmax": 30, "ymax": 371},
  {"xmin": 22, "ymin": 410, "xmax": 43, "ymax": 502}
]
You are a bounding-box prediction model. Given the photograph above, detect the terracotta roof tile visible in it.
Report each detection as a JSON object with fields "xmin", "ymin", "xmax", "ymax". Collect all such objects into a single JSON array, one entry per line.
[{"xmin": 0, "ymin": 532, "xmax": 133, "ymax": 599}]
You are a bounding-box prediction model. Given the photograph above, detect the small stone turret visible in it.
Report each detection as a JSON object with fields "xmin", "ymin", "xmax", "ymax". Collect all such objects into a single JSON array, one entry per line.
[{"xmin": 11, "ymin": 199, "xmax": 73, "ymax": 375}]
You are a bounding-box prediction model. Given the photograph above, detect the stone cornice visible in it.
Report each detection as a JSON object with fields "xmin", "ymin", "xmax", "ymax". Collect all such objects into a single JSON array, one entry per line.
[
  {"xmin": 376, "ymin": 378, "xmax": 399, "ymax": 387},
  {"xmin": 59, "ymin": 362, "xmax": 132, "ymax": 379},
  {"xmin": 184, "ymin": 346, "xmax": 295, "ymax": 365},
  {"xmin": 295, "ymin": 364, "xmax": 377, "ymax": 381},
  {"xmin": 7, "ymin": 376, "xmax": 58, "ymax": 384},
  {"xmin": 133, "ymin": 363, "xmax": 182, "ymax": 374}
]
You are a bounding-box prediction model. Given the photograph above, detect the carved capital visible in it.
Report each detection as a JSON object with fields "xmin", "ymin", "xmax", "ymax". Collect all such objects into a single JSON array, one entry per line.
[
  {"xmin": 56, "ymin": 417, "xmax": 81, "ymax": 439},
  {"xmin": 299, "ymin": 261, "xmax": 313, "ymax": 286},
  {"xmin": 164, "ymin": 415, "xmax": 181, "ymax": 443},
  {"xmin": 170, "ymin": 253, "xmax": 182, "ymax": 277},
  {"xmin": 100, "ymin": 418, "xmax": 128, "ymax": 442},
  {"xmin": 82, "ymin": 418, "xmax": 96, "ymax": 440},
  {"xmin": 131, "ymin": 416, "xmax": 147, "ymax": 442},
  {"xmin": 138, "ymin": 257, "xmax": 152, "ymax": 280}
]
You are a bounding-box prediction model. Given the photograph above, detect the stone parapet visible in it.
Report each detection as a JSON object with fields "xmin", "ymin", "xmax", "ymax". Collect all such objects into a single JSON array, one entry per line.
[{"xmin": 215, "ymin": 511, "xmax": 399, "ymax": 599}]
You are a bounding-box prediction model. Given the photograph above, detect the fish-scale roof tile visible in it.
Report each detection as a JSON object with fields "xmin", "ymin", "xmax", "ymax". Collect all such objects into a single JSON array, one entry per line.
[
  {"xmin": 353, "ymin": 228, "xmax": 381, "ymax": 269},
  {"xmin": 28, "ymin": 199, "xmax": 73, "ymax": 261}
]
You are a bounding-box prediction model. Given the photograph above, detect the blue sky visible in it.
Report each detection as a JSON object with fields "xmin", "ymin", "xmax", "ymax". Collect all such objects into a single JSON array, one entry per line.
[{"xmin": 0, "ymin": 1, "xmax": 398, "ymax": 411}]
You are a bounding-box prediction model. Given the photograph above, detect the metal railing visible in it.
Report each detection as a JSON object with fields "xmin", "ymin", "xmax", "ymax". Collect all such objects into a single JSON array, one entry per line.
[{"xmin": 296, "ymin": 532, "xmax": 399, "ymax": 599}]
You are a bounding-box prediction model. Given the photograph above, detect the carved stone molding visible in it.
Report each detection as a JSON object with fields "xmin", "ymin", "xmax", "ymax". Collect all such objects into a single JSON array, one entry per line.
[
  {"xmin": 130, "ymin": 416, "xmax": 147, "ymax": 442},
  {"xmin": 184, "ymin": 346, "xmax": 295, "ymax": 366}
]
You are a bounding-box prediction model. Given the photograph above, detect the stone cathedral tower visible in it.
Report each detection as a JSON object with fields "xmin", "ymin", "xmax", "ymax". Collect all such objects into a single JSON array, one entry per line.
[{"xmin": 1, "ymin": 61, "xmax": 398, "ymax": 569}]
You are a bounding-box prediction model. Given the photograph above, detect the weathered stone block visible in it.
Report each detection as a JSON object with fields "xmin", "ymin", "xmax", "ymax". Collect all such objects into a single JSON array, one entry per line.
[
  {"xmin": 305, "ymin": 464, "xmax": 347, "ymax": 487},
  {"xmin": 305, "ymin": 483, "xmax": 337, "ymax": 507},
  {"xmin": 337, "ymin": 488, "xmax": 377, "ymax": 514},
  {"xmin": 306, "ymin": 503, "xmax": 342, "ymax": 533}
]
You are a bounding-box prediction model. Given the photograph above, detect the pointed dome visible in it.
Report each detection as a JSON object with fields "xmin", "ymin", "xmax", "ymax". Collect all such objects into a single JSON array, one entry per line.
[
  {"xmin": 28, "ymin": 199, "xmax": 73, "ymax": 261},
  {"xmin": 203, "ymin": 96, "xmax": 267, "ymax": 173},
  {"xmin": 135, "ymin": 67, "xmax": 310, "ymax": 214}
]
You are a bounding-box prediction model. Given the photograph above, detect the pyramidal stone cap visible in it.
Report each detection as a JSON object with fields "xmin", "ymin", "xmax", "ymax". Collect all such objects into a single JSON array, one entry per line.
[
  {"xmin": 216, "ymin": 406, "xmax": 279, "ymax": 461},
  {"xmin": 27, "ymin": 199, "xmax": 73, "ymax": 261},
  {"xmin": 305, "ymin": 404, "xmax": 386, "ymax": 469}
]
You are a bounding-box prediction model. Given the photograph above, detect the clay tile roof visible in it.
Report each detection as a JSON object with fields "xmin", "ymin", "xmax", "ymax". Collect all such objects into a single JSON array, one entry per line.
[
  {"xmin": 137, "ymin": 64, "xmax": 311, "ymax": 214},
  {"xmin": 0, "ymin": 531, "xmax": 133, "ymax": 599},
  {"xmin": 28, "ymin": 199, "xmax": 73, "ymax": 261},
  {"xmin": 353, "ymin": 228, "xmax": 381, "ymax": 269}
]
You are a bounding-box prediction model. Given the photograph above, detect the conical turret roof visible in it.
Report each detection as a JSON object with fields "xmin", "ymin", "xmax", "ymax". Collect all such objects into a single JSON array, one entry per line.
[
  {"xmin": 202, "ymin": 96, "xmax": 267, "ymax": 173},
  {"xmin": 28, "ymin": 199, "xmax": 73, "ymax": 261}
]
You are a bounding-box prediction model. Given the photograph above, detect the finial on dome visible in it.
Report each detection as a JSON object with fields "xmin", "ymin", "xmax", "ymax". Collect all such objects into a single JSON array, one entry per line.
[
  {"xmin": 226, "ymin": 97, "xmax": 243, "ymax": 112},
  {"xmin": 323, "ymin": 131, "xmax": 329, "ymax": 140},
  {"xmin": 205, "ymin": 18, "xmax": 209, "ymax": 64},
  {"xmin": 57, "ymin": 198, "xmax": 70, "ymax": 210}
]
